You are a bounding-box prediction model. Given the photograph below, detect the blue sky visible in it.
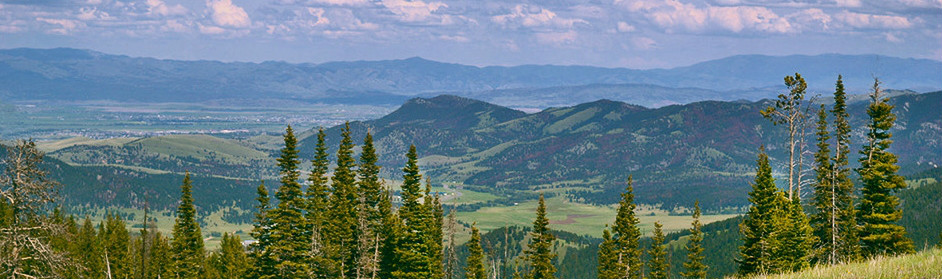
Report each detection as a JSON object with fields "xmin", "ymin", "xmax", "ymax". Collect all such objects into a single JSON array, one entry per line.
[{"xmin": 1, "ymin": 0, "xmax": 939, "ymax": 68}]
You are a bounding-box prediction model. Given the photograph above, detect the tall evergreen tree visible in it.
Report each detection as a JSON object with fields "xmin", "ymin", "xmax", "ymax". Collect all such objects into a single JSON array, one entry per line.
[
  {"xmin": 606, "ymin": 176, "xmax": 643, "ymax": 279},
  {"xmin": 377, "ymin": 185, "xmax": 401, "ymax": 279},
  {"xmin": 426, "ymin": 181, "xmax": 445, "ymax": 278},
  {"xmin": 75, "ymin": 216, "xmax": 104, "ymax": 279},
  {"xmin": 267, "ymin": 125, "xmax": 311, "ymax": 278},
  {"xmin": 170, "ymin": 172, "xmax": 205, "ymax": 279},
  {"xmin": 738, "ymin": 147, "xmax": 779, "ymax": 276},
  {"xmin": 212, "ymin": 232, "xmax": 249, "ymax": 279},
  {"xmin": 356, "ymin": 132, "xmax": 385, "ymax": 279},
  {"xmin": 150, "ymin": 231, "xmax": 173, "ymax": 279},
  {"xmin": 444, "ymin": 209, "xmax": 459, "ymax": 279},
  {"xmin": 328, "ymin": 122, "xmax": 360, "ymax": 278},
  {"xmin": 306, "ymin": 129, "xmax": 337, "ymax": 277},
  {"xmin": 392, "ymin": 145, "xmax": 434, "ymax": 279},
  {"xmin": 597, "ymin": 228, "xmax": 618, "ymax": 279},
  {"xmin": 102, "ymin": 212, "xmax": 131, "ymax": 279},
  {"xmin": 769, "ymin": 198, "xmax": 814, "ymax": 273},
  {"xmin": 466, "ymin": 224, "xmax": 487, "ymax": 279},
  {"xmin": 830, "ymin": 75, "xmax": 860, "ymax": 262},
  {"xmin": 681, "ymin": 201, "xmax": 707, "ymax": 279},
  {"xmin": 647, "ymin": 222, "xmax": 669, "ymax": 279},
  {"xmin": 249, "ymin": 182, "xmax": 275, "ymax": 278},
  {"xmin": 856, "ymin": 78, "xmax": 914, "ymax": 257},
  {"xmin": 526, "ymin": 193, "xmax": 556, "ymax": 279},
  {"xmin": 811, "ymin": 104, "xmax": 839, "ymax": 264}
]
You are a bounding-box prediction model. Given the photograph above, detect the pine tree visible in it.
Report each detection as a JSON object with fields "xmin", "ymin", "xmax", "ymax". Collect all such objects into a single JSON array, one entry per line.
[
  {"xmin": 738, "ymin": 147, "xmax": 779, "ymax": 276},
  {"xmin": 830, "ymin": 75, "xmax": 860, "ymax": 263},
  {"xmin": 426, "ymin": 180, "xmax": 445, "ymax": 278},
  {"xmin": 328, "ymin": 122, "xmax": 360, "ymax": 277},
  {"xmin": 102, "ymin": 212, "xmax": 131, "ymax": 279},
  {"xmin": 75, "ymin": 216, "xmax": 104, "ymax": 279},
  {"xmin": 856, "ymin": 78, "xmax": 914, "ymax": 257},
  {"xmin": 811, "ymin": 104, "xmax": 839, "ymax": 264},
  {"xmin": 607, "ymin": 176, "xmax": 643, "ymax": 279},
  {"xmin": 377, "ymin": 185, "xmax": 401, "ymax": 279},
  {"xmin": 150, "ymin": 231, "xmax": 173, "ymax": 279},
  {"xmin": 249, "ymin": 182, "xmax": 276, "ymax": 278},
  {"xmin": 526, "ymin": 193, "xmax": 556, "ymax": 279},
  {"xmin": 216, "ymin": 232, "xmax": 249, "ymax": 278},
  {"xmin": 356, "ymin": 132, "xmax": 385, "ymax": 279},
  {"xmin": 597, "ymin": 228, "xmax": 618, "ymax": 279},
  {"xmin": 170, "ymin": 172, "xmax": 205, "ymax": 278},
  {"xmin": 681, "ymin": 201, "xmax": 707, "ymax": 279},
  {"xmin": 306, "ymin": 129, "xmax": 337, "ymax": 277},
  {"xmin": 466, "ymin": 224, "xmax": 487, "ymax": 279},
  {"xmin": 761, "ymin": 73, "xmax": 809, "ymax": 200},
  {"xmin": 444, "ymin": 209, "xmax": 459, "ymax": 279},
  {"xmin": 769, "ymin": 198, "xmax": 814, "ymax": 273},
  {"xmin": 647, "ymin": 222, "xmax": 669, "ymax": 279},
  {"xmin": 392, "ymin": 145, "xmax": 434, "ymax": 279},
  {"xmin": 267, "ymin": 125, "xmax": 312, "ymax": 278}
]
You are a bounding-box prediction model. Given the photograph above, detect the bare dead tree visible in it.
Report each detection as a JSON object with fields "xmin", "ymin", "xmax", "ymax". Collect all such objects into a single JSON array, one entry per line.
[
  {"xmin": 0, "ymin": 140, "xmax": 76, "ymax": 278},
  {"xmin": 762, "ymin": 73, "xmax": 809, "ymax": 200}
]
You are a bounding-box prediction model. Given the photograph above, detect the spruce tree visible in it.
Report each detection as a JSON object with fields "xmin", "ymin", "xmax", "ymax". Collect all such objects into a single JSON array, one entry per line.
[
  {"xmin": 466, "ymin": 224, "xmax": 487, "ymax": 279},
  {"xmin": 526, "ymin": 193, "xmax": 557, "ymax": 279},
  {"xmin": 597, "ymin": 228, "xmax": 618, "ymax": 279},
  {"xmin": 607, "ymin": 176, "xmax": 643, "ymax": 279},
  {"xmin": 769, "ymin": 198, "xmax": 814, "ymax": 273},
  {"xmin": 75, "ymin": 216, "xmax": 104, "ymax": 279},
  {"xmin": 377, "ymin": 185, "xmax": 401, "ymax": 279},
  {"xmin": 267, "ymin": 125, "xmax": 311, "ymax": 278},
  {"xmin": 426, "ymin": 181, "xmax": 445, "ymax": 278},
  {"xmin": 217, "ymin": 232, "xmax": 249, "ymax": 278},
  {"xmin": 856, "ymin": 78, "xmax": 914, "ymax": 257},
  {"xmin": 681, "ymin": 201, "xmax": 707, "ymax": 279},
  {"xmin": 357, "ymin": 132, "xmax": 385, "ymax": 278},
  {"xmin": 150, "ymin": 231, "xmax": 173, "ymax": 279},
  {"xmin": 249, "ymin": 182, "xmax": 275, "ymax": 278},
  {"xmin": 647, "ymin": 221, "xmax": 669, "ymax": 279},
  {"xmin": 738, "ymin": 147, "xmax": 778, "ymax": 276},
  {"xmin": 392, "ymin": 145, "xmax": 434, "ymax": 279},
  {"xmin": 306, "ymin": 129, "xmax": 336, "ymax": 277},
  {"xmin": 170, "ymin": 172, "xmax": 205, "ymax": 278},
  {"xmin": 102, "ymin": 212, "xmax": 130, "ymax": 279},
  {"xmin": 811, "ymin": 104, "xmax": 838, "ymax": 264},
  {"xmin": 328, "ymin": 122, "xmax": 360, "ymax": 278},
  {"xmin": 830, "ymin": 75, "xmax": 860, "ymax": 262}
]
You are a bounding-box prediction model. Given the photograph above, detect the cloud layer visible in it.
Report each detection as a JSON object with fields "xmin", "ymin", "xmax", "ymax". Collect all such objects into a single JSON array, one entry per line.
[{"xmin": 0, "ymin": 0, "xmax": 939, "ymax": 68}]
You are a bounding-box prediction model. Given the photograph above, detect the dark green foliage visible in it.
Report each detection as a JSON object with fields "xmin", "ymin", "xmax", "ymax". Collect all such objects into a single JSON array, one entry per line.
[
  {"xmin": 249, "ymin": 182, "xmax": 275, "ymax": 278},
  {"xmin": 392, "ymin": 145, "xmax": 436, "ymax": 279},
  {"xmin": 207, "ymin": 233, "xmax": 249, "ymax": 279},
  {"xmin": 74, "ymin": 217, "xmax": 104, "ymax": 279},
  {"xmin": 377, "ymin": 185, "xmax": 401, "ymax": 279},
  {"xmin": 267, "ymin": 125, "xmax": 311, "ymax": 278},
  {"xmin": 171, "ymin": 172, "xmax": 205, "ymax": 278},
  {"xmin": 602, "ymin": 176, "xmax": 644, "ymax": 279},
  {"xmin": 597, "ymin": 229, "xmax": 617, "ymax": 279},
  {"xmin": 856, "ymin": 79, "xmax": 915, "ymax": 257},
  {"xmin": 681, "ymin": 201, "xmax": 706, "ymax": 279},
  {"xmin": 829, "ymin": 75, "xmax": 861, "ymax": 263},
  {"xmin": 769, "ymin": 198, "xmax": 814, "ymax": 273},
  {"xmin": 466, "ymin": 224, "xmax": 487, "ymax": 279},
  {"xmin": 647, "ymin": 222, "xmax": 669, "ymax": 279},
  {"xmin": 327, "ymin": 122, "xmax": 360, "ymax": 278},
  {"xmin": 427, "ymin": 182, "xmax": 445, "ymax": 278},
  {"xmin": 356, "ymin": 132, "xmax": 386, "ymax": 278},
  {"xmin": 306, "ymin": 129, "xmax": 336, "ymax": 277},
  {"xmin": 102, "ymin": 213, "xmax": 131, "ymax": 279},
  {"xmin": 811, "ymin": 103, "xmax": 841, "ymax": 265},
  {"xmin": 738, "ymin": 147, "xmax": 778, "ymax": 276},
  {"xmin": 149, "ymin": 231, "xmax": 173, "ymax": 279},
  {"xmin": 526, "ymin": 194, "xmax": 557, "ymax": 279},
  {"xmin": 896, "ymin": 170, "xmax": 942, "ymax": 250}
]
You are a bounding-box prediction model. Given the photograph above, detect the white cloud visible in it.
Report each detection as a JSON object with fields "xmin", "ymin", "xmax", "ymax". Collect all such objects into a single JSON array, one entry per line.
[
  {"xmin": 147, "ymin": 0, "xmax": 188, "ymax": 17},
  {"xmin": 311, "ymin": 0, "xmax": 371, "ymax": 6},
  {"xmin": 198, "ymin": 23, "xmax": 227, "ymax": 34},
  {"xmin": 834, "ymin": 0, "xmax": 861, "ymax": 7},
  {"xmin": 632, "ymin": 36, "xmax": 657, "ymax": 49},
  {"xmin": 162, "ymin": 19, "xmax": 189, "ymax": 32},
  {"xmin": 787, "ymin": 8, "xmax": 832, "ymax": 31},
  {"xmin": 381, "ymin": 0, "xmax": 447, "ymax": 22},
  {"xmin": 883, "ymin": 32, "xmax": 903, "ymax": 42},
  {"xmin": 618, "ymin": 0, "xmax": 792, "ymax": 34},
  {"xmin": 836, "ymin": 11, "xmax": 912, "ymax": 29},
  {"xmin": 207, "ymin": 0, "xmax": 251, "ymax": 28},
  {"xmin": 438, "ymin": 34, "xmax": 469, "ymax": 42},
  {"xmin": 492, "ymin": 4, "xmax": 587, "ymax": 29},
  {"xmin": 534, "ymin": 30, "xmax": 578, "ymax": 44},
  {"xmin": 36, "ymin": 17, "xmax": 82, "ymax": 34},
  {"xmin": 617, "ymin": 21, "xmax": 636, "ymax": 32},
  {"xmin": 893, "ymin": 0, "xmax": 942, "ymax": 8}
]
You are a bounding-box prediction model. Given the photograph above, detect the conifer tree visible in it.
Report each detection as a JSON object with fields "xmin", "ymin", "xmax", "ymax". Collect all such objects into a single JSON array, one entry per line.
[
  {"xmin": 647, "ymin": 222, "xmax": 669, "ymax": 279},
  {"xmin": 597, "ymin": 229, "xmax": 618, "ymax": 279},
  {"xmin": 466, "ymin": 224, "xmax": 487, "ymax": 279},
  {"xmin": 738, "ymin": 147, "xmax": 779, "ymax": 276},
  {"xmin": 830, "ymin": 75, "xmax": 860, "ymax": 262},
  {"xmin": 102, "ymin": 213, "xmax": 131, "ymax": 279},
  {"xmin": 356, "ymin": 132, "xmax": 385, "ymax": 278},
  {"xmin": 328, "ymin": 122, "xmax": 360, "ymax": 277},
  {"xmin": 377, "ymin": 185, "xmax": 401, "ymax": 279},
  {"xmin": 426, "ymin": 181, "xmax": 445, "ymax": 278},
  {"xmin": 526, "ymin": 193, "xmax": 556, "ymax": 279},
  {"xmin": 170, "ymin": 172, "xmax": 205, "ymax": 278},
  {"xmin": 681, "ymin": 201, "xmax": 707, "ymax": 279},
  {"xmin": 769, "ymin": 198, "xmax": 814, "ymax": 273},
  {"xmin": 392, "ymin": 145, "xmax": 434, "ymax": 279},
  {"xmin": 150, "ymin": 231, "xmax": 173, "ymax": 279},
  {"xmin": 444, "ymin": 209, "xmax": 459, "ymax": 279},
  {"xmin": 215, "ymin": 232, "xmax": 249, "ymax": 278},
  {"xmin": 75, "ymin": 216, "xmax": 104, "ymax": 279},
  {"xmin": 267, "ymin": 125, "xmax": 311, "ymax": 278},
  {"xmin": 306, "ymin": 129, "xmax": 337, "ymax": 277},
  {"xmin": 606, "ymin": 176, "xmax": 643, "ymax": 279},
  {"xmin": 249, "ymin": 182, "xmax": 275, "ymax": 278},
  {"xmin": 856, "ymin": 78, "xmax": 914, "ymax": 257},
  {"xmin": 811, "ymin": 104, "xmax": 839, "ymax": 264}
]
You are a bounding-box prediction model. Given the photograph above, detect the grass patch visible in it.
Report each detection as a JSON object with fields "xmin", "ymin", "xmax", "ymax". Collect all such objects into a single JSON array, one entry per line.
[{"xmin": 746, "ymin": 248, "xmax": 942, "ymax": 279}]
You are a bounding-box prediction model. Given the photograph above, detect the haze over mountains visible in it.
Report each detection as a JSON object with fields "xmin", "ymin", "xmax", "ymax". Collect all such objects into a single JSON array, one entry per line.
[{"xmin": 2, "ymin": 48, "xmax": 940, "ymax": 108}]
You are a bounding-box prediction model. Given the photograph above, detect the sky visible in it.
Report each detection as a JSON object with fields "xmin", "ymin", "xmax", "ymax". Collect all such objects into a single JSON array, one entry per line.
[{"xmin": 0, "ymin": 0, "xmax": 940, "ymax": 69}]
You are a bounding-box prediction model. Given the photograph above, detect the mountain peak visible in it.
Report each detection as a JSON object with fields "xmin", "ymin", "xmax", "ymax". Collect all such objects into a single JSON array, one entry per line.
[{"xmin": 380, "ymin": 95, "xmax": 526, "ymax": 129}]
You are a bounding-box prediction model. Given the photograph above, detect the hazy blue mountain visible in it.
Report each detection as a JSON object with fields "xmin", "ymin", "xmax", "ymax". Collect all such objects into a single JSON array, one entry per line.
[{"xmin": 2, "ymin": 48, "xmax": 939, "ymax": 107}]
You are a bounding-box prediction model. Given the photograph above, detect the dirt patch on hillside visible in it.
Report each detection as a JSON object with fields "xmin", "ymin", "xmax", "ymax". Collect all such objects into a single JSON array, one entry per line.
[{"xmin": 550, "ymin": 214, "xmax": 595, "ymax": 225}]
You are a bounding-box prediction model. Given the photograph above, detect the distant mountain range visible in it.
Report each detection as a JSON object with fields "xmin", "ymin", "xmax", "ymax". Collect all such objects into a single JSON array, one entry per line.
[{"xmin": 2, "ymin": 48, "xmax": 940, "ymax": 108}]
